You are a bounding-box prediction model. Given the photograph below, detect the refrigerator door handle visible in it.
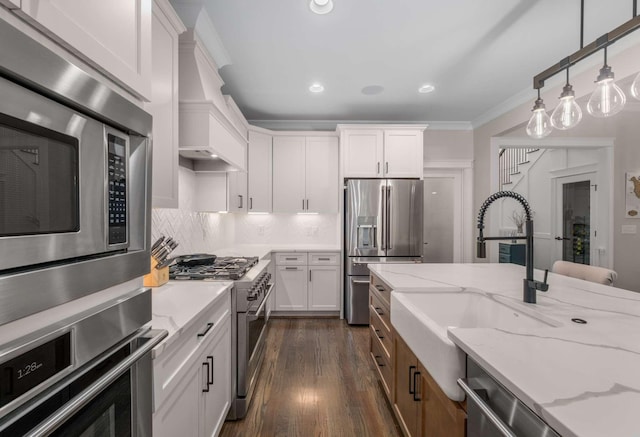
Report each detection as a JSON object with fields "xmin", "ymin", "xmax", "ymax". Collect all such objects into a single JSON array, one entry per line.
[
  {"xmin": 387, "ymin": 186, "xmax": 393, "ymax": 250},
  {"xmin": 380, "ymin": 184, "xmax": 386, "ymax": 250}
]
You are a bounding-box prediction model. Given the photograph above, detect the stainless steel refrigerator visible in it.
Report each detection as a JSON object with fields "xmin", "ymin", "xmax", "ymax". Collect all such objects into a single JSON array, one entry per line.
[{"xmin": 344, "ymin": 179, "xmax": 423, "ymax": 324}]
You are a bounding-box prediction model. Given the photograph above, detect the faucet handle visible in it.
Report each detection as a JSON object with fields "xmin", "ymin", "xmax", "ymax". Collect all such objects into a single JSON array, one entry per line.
[{"xmin": 538, "ymin": 269, "xmax": 549, "ymax": 292}]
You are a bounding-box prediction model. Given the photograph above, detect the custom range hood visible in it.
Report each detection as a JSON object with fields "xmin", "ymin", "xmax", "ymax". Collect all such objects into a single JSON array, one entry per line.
[{"xmin": 178, "ymin": 29, "xmax": 247, "ymax": 171}]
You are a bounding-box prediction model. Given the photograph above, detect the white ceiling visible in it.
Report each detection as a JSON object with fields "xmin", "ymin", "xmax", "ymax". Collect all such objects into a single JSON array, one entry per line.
[{"xmin": 197, "ymin": 0, "xmax": 636, "ymax": 127}]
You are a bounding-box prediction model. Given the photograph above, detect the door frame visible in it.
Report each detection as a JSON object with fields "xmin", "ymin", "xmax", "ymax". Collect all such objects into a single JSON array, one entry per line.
[
  {"xmin": 490, "ymin": 136, "xmax": 614, "ymax": 267},
  {"xmin": 424, "ymin": 161, "xmax": 474, "ymax": 263}
]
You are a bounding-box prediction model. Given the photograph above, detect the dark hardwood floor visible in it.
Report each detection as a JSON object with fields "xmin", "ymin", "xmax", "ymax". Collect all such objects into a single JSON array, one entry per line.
[{"xmin": 220, "ymin": 318, "xmax": 402, "ymax": 437}]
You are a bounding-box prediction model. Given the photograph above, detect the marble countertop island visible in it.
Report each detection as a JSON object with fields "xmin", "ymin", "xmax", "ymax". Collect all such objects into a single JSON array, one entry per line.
[{"xmin": 369, "ymin": 262, "xmax": 640, "ymax": 437}]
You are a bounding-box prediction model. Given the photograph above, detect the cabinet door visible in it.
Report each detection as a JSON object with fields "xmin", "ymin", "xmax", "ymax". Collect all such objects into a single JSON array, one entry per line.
[
  {"xmin": 200, "ymin": 316, "xmax": 232, "ymax": 437},
  {"xmin": 342, "ymin": 130, "xmax": 384, "ymax": 177},
  {"xmin": 419, "ymin": 362, "xmax": 466, "ymax": 437},
  {"xmin": 247, "ymin": 131, "xmax": 273, "ymax": 212},
  {"xmin": 153, "ymin": 364, "xmax": 200, "ymax": 437},
  {"xmin": 194, "ymin": 173, "xmax": 227, "ymax": 212},
  {"xmin": 383, "ymin": 130, "xmax": 423, "ymax": 178},
  {"xmin": 275, "ymin": 266, "xmax": 308, "ymax": 310},
  {"xmin": 273, "ymin": 136, "xmax": 306, "ymax": 213},
  {"xmin": 228, "ymin": 171, "xmax": 248, "ymax": 212},
  {"xmin": 149, "ymin": 1, "xmax": 183, "ymax": 208},
  {"xmin": 305, "ymin": 137, "xmax": 339, "ymax": 213},
  {"xmin": 18, "ymin": 0, "xmax": 152, "ymax": 100},
  {"xmin": 308, "ymin": 265, "xmax": 340, "ymax": 310},
  {"xmin": 393, "ymin": 333, "xmax": 421, "ymax": 437}
]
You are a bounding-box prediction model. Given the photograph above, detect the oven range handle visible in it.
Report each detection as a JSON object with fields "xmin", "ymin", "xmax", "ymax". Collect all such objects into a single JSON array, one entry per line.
[
  {"xmin": 251, "ymin": 283, "xmax": 274, "ymax": 318},
  {"xmin": 26, "ymin": 329, "xmax": 168, "ymax": 437}
]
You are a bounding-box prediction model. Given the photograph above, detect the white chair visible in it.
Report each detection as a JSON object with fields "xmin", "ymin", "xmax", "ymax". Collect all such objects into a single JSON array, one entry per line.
[{"xmin": 551, "ymin": 260, "xmax": 618, "ymax": 286}]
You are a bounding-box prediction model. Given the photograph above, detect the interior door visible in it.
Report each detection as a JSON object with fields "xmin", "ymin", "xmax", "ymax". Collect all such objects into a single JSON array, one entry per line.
[
  {"xmin": 553, "ymin": 173, "xmax": 596, "ymax": 266},
  {"xmin": 423, "ymin": 177, "xmax": 455, "ymax": 263}
]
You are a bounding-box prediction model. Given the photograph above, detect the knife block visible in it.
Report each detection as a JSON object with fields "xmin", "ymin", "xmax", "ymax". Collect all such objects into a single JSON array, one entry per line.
[{"xmin": 144, "ymin": 257, "xmax": 169, "ymax": 287}]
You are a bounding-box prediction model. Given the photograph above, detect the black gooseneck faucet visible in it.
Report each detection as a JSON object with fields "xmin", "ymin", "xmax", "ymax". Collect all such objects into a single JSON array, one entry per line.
[{"xmin": 477, "ymin": 191, "xmax": 549, "ymax": 304}]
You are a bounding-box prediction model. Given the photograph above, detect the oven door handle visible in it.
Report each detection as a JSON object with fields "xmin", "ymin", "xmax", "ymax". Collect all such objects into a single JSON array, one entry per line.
[{"xmin": 26, "ymin": 328, "xmax": 167, "ymax": 437}]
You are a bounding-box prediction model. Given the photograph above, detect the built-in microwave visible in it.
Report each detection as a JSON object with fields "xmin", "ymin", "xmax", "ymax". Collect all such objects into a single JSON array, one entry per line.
[
  {"xmin": 0, "ymin": 17, "xmax": 152, "ymax": 327},
  {"xmin": 0, "ymin": 102, "xmax": 132, "ymax": 270}
]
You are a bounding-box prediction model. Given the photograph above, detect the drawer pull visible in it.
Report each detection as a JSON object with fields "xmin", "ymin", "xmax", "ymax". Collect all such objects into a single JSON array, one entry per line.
[
  {"xmin": 374, "ymin": 307, "xmax": 384, "ymax": 316},
  {"xmin": 285, "ymin": 267, "xmax": 298, "ymax": 270},
  {"xmin": 413, "ymin": 370, "xmax": 422, "ymax": 401},
  {"xmin": 285, "ymin": 257, "xmax": 298, "ymax": 260},
  {"xmin": 197, "ymin": 322, "xmax": 214, "ymax": 338},
  {"xmin": 409, "ymin": 365, "xmax": 416, "ymax": 394},
  {"xmin": 374, "ymin": 355, "xmax": 385, "ymax": 367},
  {"xmin": 375, "ymin": 285, "xmax": 386, "ymax": 292},
  {"xmin": 375, "ymin": 329, "xmax": 384, "ymax": 340},
  {"xmin": 202, "ymin": 362, "xmax": 210, "ymax": 392},
  {"xmin": 318, "ymin": 257, "xmax": 331, "ymax": 261}
]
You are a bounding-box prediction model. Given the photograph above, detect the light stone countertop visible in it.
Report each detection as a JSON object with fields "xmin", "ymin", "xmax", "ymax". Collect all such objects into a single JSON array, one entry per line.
[
  {"xmin": 151, "ymin": 280, "xmax": 232, "ymax": 359},
  {"xmin": 368, "ymin": 262, "xmax": 640, "ymax": 437}
]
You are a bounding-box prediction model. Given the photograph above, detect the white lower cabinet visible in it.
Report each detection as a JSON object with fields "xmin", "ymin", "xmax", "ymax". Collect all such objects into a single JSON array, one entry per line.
[
  {"xmin": 274, "ymin": 252, "xmax": 340, "ymax": 312},
  {"xmin": 153, "ymin": 293, "xmax": 231, "ymax": 437}
]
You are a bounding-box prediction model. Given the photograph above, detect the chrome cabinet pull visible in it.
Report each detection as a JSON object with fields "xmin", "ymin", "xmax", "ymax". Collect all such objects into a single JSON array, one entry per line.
[
  {"xmin": 319, "ymin": 257, "xmax": 330, "ymax": 261},
  {"xmin": 285, "ymin": 257, "xmax": 298, "ymax": 260},
  {"xmin": 309, "ymin": 269, "xmax": 312, "ymax": 282},
  {"xmin": 197, "ymin": 322, "xmax": 214, "ymax": 338},
  {"xmin": 249, "ymin": 197, "xmax": 253, "ymax": 210},
  {"xmin": 285, "ymin": 267, "xmax": 298, "ymax": 270},
  {"xmin": 238, "ymin": 195, "xmax": 243, "ymax": 209},
  {"xmin": 377, "ymin": 162, "xmax": 380, "ymax": 174},
  {"xmin": 306, "ymin": 199, "xmax": 309, "ymax": 210},
  {"xmin": 302, "ymin": 199, "xmax": 305, "ymax": 210}
]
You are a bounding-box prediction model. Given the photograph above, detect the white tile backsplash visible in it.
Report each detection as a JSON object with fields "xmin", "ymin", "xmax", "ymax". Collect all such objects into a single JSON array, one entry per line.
[{"xmin": 152, "ymin": 164, "xmax": 340, "ymax": 252}]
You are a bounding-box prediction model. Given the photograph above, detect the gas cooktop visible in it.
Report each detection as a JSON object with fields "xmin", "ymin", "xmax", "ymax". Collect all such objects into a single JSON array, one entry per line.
[{"xmin": 169, "ymin": 256, "xmax": 259, "ymax": 281}]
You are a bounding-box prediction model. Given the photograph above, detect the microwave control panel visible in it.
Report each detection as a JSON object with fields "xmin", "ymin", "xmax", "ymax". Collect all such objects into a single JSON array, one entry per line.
[{"xmin": 107, "ymin": 133, "xmax": 127, "ymax": 245}]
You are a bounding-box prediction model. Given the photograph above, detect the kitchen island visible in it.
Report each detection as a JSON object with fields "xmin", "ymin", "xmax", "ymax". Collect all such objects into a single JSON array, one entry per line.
[{"xmin": 369, "ymin": 262, "xmax": 640, "ymax": 437}]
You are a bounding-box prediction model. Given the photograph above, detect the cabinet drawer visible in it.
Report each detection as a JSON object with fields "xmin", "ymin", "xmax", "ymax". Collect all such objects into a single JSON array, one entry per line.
[
  {"xmin": 370, "ymin": 273, "xmax": 391, "ymax": 307},
  {"xmin": 370, "ymin": 290, "xmax": 391, "ymax": 333},
  {"xmin": 275, "ymin": 252, "xmax": 307, "ymax": 266},
  {"xmin": 308, "ymin": 252, "xmax": 339, "ymax": 265},
  {"xmin": 498, "ymin": 253, "xmax": 511, "ymax": 263},
  {"xmin": 369, "ymin": 316, "xmax": 392, "ymax": 359},
  {"xmin": 371, "ymin": 328, "xmax": 392, "ymax": 396},
  {"xmin": 153, "ymin": 293, "xmax": 231, "ymax": 410},
  {"xmin": 498, "ymin": 243, "xmax": 511, "ymax": 255}
]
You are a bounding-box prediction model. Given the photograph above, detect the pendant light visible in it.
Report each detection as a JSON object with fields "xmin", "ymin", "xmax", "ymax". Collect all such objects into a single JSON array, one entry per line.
[
  {"xmin": 586, "ymin": 47, "xmax": 626, "ymax": 118},
  {"xmin": 550, "ymin": 68, "xmax": 582, "ymax": 130},
  {"xmin": 630, "ymin": 71, "xmax": 640, "ymax": 100},
  {"xmin": 526, "ymin": 89, "xmax": 552, "ymax": 139}
]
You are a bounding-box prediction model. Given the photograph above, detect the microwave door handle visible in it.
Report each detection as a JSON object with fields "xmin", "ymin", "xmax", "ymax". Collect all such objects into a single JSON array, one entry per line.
[{"xmin": 26, "ymin": 329, "xmax": 167, "ymax": 437}]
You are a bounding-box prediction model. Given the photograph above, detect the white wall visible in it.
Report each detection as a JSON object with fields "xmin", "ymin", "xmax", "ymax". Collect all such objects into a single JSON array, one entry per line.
[{"xmin": 424, "ymin": 129, "xmax": 474, "ymax": 161}]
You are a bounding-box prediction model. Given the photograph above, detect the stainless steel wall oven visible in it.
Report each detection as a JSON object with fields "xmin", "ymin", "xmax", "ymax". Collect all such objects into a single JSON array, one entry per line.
[
  {"xmin": 0, "ymin": 16, "xmax": 153, "ymax": 326},
  {"xmin": 0, "ymin": 290, "xmax": 166, "ymax": 437}
]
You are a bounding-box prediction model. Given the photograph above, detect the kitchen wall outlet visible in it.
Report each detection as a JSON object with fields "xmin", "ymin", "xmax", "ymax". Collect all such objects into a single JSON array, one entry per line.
[
  {"xmin": 621, "ymin": 224, "xmax": 637, "ymax": 234},
  {"xmin": 258, "ymin": 225, "xmax": 265, "ymax": 236}
]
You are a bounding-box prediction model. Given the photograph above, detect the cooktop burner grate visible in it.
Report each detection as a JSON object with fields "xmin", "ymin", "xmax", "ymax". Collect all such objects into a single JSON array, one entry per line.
[{"xmin": 169, "ymin": 256, "xmax": 259, "ymax": 280}]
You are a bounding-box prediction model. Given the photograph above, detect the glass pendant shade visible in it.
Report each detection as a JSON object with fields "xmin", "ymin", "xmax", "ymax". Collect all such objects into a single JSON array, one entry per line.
[
  {"xmin": 631, "ymin": 71, "xmax": 640, "ymax": 100},
  {"xmin": 550, "ymin": 84, "xmax": 582, "ymax": 130},
  {"xmin": 587, "ymin": 65, "xmax": 626, "ymax": 118},
  {"xmin": 526, "ymin": 98, "xmax": 552, "ymax": 139}
]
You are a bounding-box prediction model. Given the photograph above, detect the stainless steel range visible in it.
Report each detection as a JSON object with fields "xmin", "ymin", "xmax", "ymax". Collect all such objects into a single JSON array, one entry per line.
[{"xmin": 169, "ymin": 255, "xmax": 272, "ymax": 420}]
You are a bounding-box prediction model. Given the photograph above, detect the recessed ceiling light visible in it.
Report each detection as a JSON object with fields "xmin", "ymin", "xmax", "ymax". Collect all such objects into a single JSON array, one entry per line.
[
  {"xmin": 361, "ymin": 85, "xmax": 384, "ymax": 95},
  {"xmin": 418, "ymin": 84, "xmax": 435, "ymax": 94},
  {"xmin": 309, "ymin": 0, "xmax": 333, "ymax": 15},
  {"xmin": 309, "ymin": 83, "xmax": 324, "ymax": 93}
]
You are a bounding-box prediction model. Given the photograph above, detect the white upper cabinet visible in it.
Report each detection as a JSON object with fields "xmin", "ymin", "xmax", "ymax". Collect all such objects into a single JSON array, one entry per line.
[
  {"xmin": 16, "ymin": 0, "xmax": 153, "ymax": 100},
  {"xmin": 341, "ymin": 129, "xmax": 384, "ymax": 177},
  {"xmin": 247, "ymin": 130, "xmax": 273, "ymax": 213},
  {"xmin": 340, "ymin": 125, "xmax": 426, "ymax": 178},
  {"xmin": 227, "ymin": 171, "xmax": 248, "ymax": 213},
  {"xmin": 383, "ymin": 130, "xmax": 424, "ymax": 177},
  {"xmin": 305, "ymin": 137, "xmax": 339, "ymax": 213},
  {"xmin": 148, "ymin": 0, "xmax": 185, "ymax": 209},
  {"xmin": 273, "ymin": 136, "xmax": 306, "ymax": 213},
  {"xmin": 273, "ymin": 135, "xmax": 339, "ymax": 213}
]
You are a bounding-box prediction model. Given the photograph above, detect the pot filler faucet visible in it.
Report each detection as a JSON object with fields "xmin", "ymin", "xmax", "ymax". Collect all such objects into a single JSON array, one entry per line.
[{"xmin": 477, "ymin": 191, "xmax": 548, "ymax": 304}]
